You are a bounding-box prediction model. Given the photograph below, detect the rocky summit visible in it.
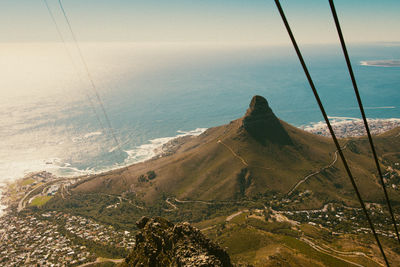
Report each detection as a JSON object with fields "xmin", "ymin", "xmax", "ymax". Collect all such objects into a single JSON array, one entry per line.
[
  {"xmin": 122, "ymin": 217, "xmax": 232, "ymax": 267},
  {"xmin": 242, "ymin": 95, "xmax": 292, "ymax": 145}
]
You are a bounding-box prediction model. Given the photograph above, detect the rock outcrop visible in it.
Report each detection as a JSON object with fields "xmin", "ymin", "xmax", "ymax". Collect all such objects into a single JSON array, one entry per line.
[
  {"xmin": 123, "ymin": 217, "xmax": 232, "ymax": 267},
  {"xmin": 242, "ymin": 95, "xmax": 292, "ymax": 145}
]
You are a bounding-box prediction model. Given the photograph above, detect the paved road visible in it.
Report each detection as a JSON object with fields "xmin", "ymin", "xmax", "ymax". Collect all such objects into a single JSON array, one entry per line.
[
  {"xmin": 174, "ymin": 198, "xmax": 212, "ymax": 205},
  {"xmin": 77, "ymin": 258, "xmax": 124, "ymax": 267},
  {"xmin": 164, "ymin": 198, "xmax": 178, "ymax": 211},
  {"xmin": 17, "ymin": 187, "xmax": 39, "ymax": 212},
  {"xmin": 226, "ymin": 209, "xmax": 248, "ymax": 222},
  {"xmin": 18, "ymin": 177, "xmax": 81, "ymax": 212},
  {"xmin": 272, "ymin": 202, "xmax": 362, "ymax": 215},
  {"xmin": 287, "ymin": 142, "xmax": 348, "ymax": 196},
  {"xmin": 300, "ymin": 237, "xmax": 381, "ymax": 267}
]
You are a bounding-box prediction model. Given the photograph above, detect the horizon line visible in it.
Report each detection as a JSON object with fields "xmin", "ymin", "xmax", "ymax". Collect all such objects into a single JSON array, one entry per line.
[{"xmin": 1, "ymin": 41, "xmax": 399, "ymax": 46}]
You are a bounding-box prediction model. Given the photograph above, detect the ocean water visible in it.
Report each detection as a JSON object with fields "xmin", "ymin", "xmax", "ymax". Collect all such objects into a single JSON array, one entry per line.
[{"xmin": 0, "ymin": 42, "xmax": 399, "ymax": 183}]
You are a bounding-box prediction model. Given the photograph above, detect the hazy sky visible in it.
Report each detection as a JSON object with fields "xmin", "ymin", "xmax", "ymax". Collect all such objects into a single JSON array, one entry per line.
[{"xmin": 1, "ymin": 0, "xmax": 399, "ymax": 44}]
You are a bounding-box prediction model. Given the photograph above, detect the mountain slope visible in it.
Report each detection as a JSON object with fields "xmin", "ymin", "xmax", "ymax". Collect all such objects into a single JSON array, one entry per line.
[
  {"xmin": 40, "ymin": 95, "xmax": 400, "ymax": 266},
  {"xmin": 67, "ymin": 95, "xmax": 400, "ymax": 208}
]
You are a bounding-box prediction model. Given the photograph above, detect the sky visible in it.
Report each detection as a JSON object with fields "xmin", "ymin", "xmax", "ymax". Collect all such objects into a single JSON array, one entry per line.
[{"xmin": 0, "ymin": 0, "xmax": 399, "ymax": 45}]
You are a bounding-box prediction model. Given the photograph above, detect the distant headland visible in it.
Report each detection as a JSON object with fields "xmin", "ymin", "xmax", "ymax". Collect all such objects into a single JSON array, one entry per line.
[{"xmin": 360, "ymin": 59, "xmax": 400, "ymax": 67}]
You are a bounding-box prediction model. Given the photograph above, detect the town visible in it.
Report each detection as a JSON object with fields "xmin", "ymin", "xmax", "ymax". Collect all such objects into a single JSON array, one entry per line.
[
  {"xmin": 303, "ymin": 118, "xmax": 400, "ymax": 138},
  {"xmin": 0, "ymin": 211, "xmax": 135, "ymax": 266},
  {"xmin": 0, "ymin": 172, "xmax": 135, "ymax": 266}
]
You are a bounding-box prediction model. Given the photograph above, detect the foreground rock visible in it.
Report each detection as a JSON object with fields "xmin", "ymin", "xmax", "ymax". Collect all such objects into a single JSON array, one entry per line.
[{"xmin": 122, "ymin": 217, "xmax": 232, "ymax": 267}]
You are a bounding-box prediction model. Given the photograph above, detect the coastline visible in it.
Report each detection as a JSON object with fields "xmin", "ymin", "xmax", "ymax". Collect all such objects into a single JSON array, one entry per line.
[
  {"xmin": 1, "ymin": 117, "xmax": 399, "ymax": 217},
  {"xmin": 0, "ymin": 128, "xmax": 206, "ymax": 217}
]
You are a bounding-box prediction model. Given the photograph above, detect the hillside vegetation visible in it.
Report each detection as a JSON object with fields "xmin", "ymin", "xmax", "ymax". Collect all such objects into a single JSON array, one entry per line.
[{"xmin": 40, "ymin": 96, "xmax": 400, "ymax": 265}]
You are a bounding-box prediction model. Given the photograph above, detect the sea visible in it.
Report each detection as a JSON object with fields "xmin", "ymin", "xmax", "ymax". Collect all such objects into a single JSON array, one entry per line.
[{"xmin": 0, "ymin": 42, "xmax": 399, "ymax": 188}]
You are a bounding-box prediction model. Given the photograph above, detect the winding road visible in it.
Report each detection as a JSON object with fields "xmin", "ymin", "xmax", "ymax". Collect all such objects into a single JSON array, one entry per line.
[
  {"xmin": 164, "ymin": 198, "xmax": 178, "ymax": 211},
  {"xmin": 300, "ymin": 237, "xmax": 382, "ymax": 267},
  {"xmin": 18, "ymin": 177, "xmax": 88, "ymax": 212},
  {"xmin": 287, "ymin": 142, "xmax": 348, "ymax": 196},
  {"xmin": 174, "ymin": 198, "xmax": 212, "ymax": 205}
]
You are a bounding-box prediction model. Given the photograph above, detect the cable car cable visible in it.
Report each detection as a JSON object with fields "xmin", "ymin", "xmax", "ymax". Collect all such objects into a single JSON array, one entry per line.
[
  {"xmin": 328, "ymin": 0, "xmax": 400, "ymax": 244},
  {"xmin": 274, "ymin": 1, "xmax": 390, "ymax": 265}
]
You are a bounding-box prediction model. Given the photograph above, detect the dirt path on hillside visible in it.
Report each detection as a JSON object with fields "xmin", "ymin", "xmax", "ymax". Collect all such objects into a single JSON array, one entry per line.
[
  {"xmin": 217, "ymin": 140, "xmax": 273, "ymax": 171},
  {"xmin": 217, "ymin": 140, "xmax": 248, "ymax": 166}
]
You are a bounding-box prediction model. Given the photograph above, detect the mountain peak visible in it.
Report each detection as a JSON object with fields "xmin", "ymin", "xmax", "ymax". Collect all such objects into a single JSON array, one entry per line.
[
  {"xmin": 242, "ymin": 95, "xmax": 292, "ymax": 145},
  {"xmin": 248, "ymin": 95, "xmax": 270, "ymax": 113}
]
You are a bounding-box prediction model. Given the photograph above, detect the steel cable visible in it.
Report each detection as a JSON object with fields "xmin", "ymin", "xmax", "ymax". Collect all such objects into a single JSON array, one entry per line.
[
  {"xmin": 274, "ymin": 0, "xmax": 390, "ymax": 265},
  {"xmin": 329, "ymin": 0, "xmax": 400, "ymax": 244}
]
